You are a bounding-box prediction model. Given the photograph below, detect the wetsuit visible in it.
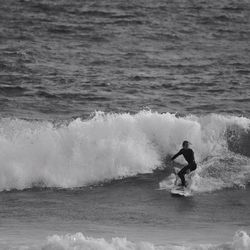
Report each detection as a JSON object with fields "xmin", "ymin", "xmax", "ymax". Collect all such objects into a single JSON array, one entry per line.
[{"xmin": 171, "ymin": 148, "xmax": 197, "ymax": 186}]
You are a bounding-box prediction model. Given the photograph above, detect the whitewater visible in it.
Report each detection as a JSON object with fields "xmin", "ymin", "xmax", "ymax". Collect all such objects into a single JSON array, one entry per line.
[
  {"xmin": 2, "ymin": 231, "xmax": 249, "ymax": 250},
  {"xmin": 0, "ymin": 111, "xmax": 249, "ymax": 192}
]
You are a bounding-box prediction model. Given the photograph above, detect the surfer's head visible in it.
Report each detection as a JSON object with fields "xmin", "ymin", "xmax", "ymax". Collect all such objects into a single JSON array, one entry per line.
[{"xmin": 182, "ymin": 140, "xmax": 190, "ymax": 149}]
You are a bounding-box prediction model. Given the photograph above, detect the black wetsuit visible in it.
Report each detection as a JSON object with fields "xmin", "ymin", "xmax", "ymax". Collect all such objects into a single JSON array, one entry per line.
[{"xmin": 171, "ymin": 148, "xmax": 197, "ymax": 186}]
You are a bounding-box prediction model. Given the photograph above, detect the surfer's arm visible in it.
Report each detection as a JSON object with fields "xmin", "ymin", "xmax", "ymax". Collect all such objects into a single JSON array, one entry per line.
[{"xmin": 171, "ymin": 149, "xmax": 183, "ymax": 161}]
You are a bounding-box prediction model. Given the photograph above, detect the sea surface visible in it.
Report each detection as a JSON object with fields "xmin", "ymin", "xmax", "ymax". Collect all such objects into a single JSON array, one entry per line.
[{"xmin": 0, "ymin": 0, "xmax": 250, "ymax": 249}]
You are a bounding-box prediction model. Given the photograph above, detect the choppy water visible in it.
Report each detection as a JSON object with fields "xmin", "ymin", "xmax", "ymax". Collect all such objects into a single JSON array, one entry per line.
[
  {"xmin": 0, "ymin": 0, "xmax": 250, "ymax": 119},
  {"xmin": 0, "ymin": 0, "xmax": 250, "ymax": 249}
]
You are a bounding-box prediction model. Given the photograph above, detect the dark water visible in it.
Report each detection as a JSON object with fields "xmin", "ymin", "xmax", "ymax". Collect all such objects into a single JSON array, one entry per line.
[
  {"xmin": 0, "ymin": 0, "xmax": 250, "ymax": 119},
  {"xmin": 0, "ymin": 0, "xmax": 250, "ymax": 249}
]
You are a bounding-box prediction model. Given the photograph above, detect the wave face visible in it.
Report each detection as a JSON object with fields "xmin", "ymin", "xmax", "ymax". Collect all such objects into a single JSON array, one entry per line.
[
  {"xmin": 0, "ymin": 111, "xmax": 249, "ymax": 191},
  {"xmin": 19, "ymin": 231, "xmax": 250, "ymax": 250}
]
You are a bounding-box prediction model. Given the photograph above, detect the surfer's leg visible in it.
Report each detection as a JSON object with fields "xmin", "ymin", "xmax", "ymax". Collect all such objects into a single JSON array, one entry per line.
[
  {"xmin": 190, "ymin": 162, "xmax": 197, "ymax": 172},
  {"xmin": 178, "ymin": 165, "xmax": 189, "ymax": 187}
]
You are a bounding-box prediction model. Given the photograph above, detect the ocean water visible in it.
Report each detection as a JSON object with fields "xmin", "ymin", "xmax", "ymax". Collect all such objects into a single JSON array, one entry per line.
[{"xmin": 0, "ymin": 0, "xmax": 250, "ymax": 249}]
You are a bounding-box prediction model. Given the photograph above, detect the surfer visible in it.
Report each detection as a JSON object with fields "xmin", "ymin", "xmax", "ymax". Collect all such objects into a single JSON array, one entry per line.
[{"xmin": 171, "ymin": 141, "xmax": 197, "ymax": 187}]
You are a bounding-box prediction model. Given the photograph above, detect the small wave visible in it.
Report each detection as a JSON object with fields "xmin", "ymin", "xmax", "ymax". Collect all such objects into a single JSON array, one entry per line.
[
  {"xmin": 0, "ymin": 86, "xmax": 28, "ymax": 96},
  {"xmin": 47, "ymin": 26, "xmax": 74, "ymax": 34},
  {"xmin": 29, "ymin": 2, "xmax": 65, "ymax": 14},
  {"xmin": 214, "ymin": 15, "xmax": 231, "ymax": 22},
  {"xmin": 13, "ymin": 231, "xmax": 250, "ymax": 250},
  {"xmin": 36, "ymin": 90, "xmax": 58, "ymax": 99},
  {"xmin": 113, "ymin": 20, "xmax": 144, "ymax": 25},
  {"xmin": 223, "ymin": 6, "xmax": 245, "ymax": 12},
  {"xmin": 79, "ymin": 10, "xmax": 114, "ymax": 17},
  {"xmin": 0, "ymin": 111, "xmax": 249, "ymax": 191}
]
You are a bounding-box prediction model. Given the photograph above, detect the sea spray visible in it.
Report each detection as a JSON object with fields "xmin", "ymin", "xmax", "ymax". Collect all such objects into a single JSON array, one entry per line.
[{"xmin": 0, "ymin": 111, "xmax": 249, "ymax": 191}]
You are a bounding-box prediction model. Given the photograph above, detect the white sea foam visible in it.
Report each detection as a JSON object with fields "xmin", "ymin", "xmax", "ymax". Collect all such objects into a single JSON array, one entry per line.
[
  {"xmin": 11, "ymin": 230, "xmax": 250, "ymax": 250},
  {"xmin": 0, "ymin": 111, "xmax": 249, "ymax": 191}
]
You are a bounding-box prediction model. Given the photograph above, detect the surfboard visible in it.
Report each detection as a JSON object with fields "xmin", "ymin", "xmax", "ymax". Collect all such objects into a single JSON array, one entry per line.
[{"xmin": 170, "ymin": 186, "xmax": 192, "ymax": 197}]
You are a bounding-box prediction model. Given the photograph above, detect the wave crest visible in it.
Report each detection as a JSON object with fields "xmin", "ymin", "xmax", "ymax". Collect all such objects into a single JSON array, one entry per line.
[{"xmin": 32, "ymin": 231, "xmax": 250, "ymax": 250}]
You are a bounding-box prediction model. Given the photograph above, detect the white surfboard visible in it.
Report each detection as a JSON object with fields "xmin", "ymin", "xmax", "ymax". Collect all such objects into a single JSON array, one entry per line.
[{"xmin": 170, "ymin": 186, "xmax": 192, "ymax": 197}]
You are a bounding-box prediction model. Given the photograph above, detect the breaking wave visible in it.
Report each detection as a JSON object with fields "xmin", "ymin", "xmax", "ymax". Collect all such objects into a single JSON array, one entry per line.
[
  {"xmin": 0, "ymin": 111, "xmax": 249, "ymax": 191},
  {"xmin": 11, "ymin": 231, "xmax": 250, "ymax": 250}
]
